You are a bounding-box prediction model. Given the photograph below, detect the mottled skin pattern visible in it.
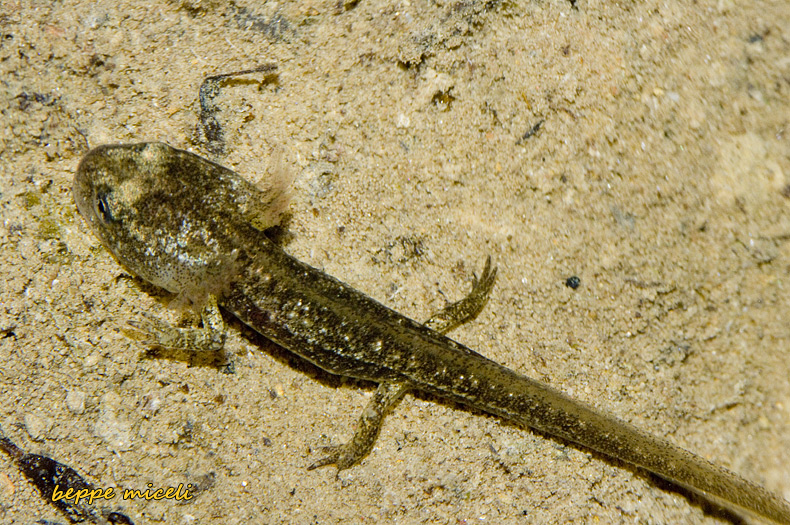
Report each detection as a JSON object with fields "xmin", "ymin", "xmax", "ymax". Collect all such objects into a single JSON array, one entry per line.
[{"xmin": 74, "ymin": 142, "xmax": 790, "ymax": 523}]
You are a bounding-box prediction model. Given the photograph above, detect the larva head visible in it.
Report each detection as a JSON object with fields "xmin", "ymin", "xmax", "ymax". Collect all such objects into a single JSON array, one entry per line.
[{"xmin": 74, "ymin": 142, "xmax": 247, "ymax": 297}]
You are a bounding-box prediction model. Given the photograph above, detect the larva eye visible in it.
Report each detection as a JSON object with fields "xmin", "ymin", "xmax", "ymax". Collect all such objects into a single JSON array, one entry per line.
[{"xmin": 95, "ymin": 191, "xmax": 115, "ymax": 224}]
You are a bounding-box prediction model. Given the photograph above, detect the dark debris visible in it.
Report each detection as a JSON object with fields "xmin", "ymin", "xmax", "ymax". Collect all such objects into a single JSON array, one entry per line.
[
  {"xmin": 196, "ymin": 64, "xmax": 278, "ymax": 156},
  {"xmin": 0, "ymin": 428, "xmax": 134, "ymax": 524},
  {"xmin": 516, "ymin": 120, "xmax": 544, "ymax": 145}
]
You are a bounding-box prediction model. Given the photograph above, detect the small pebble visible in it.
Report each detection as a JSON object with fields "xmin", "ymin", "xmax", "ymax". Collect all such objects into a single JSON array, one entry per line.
[
  {"xmin": 66, "ymin": 390, "xmax": 87, "ymax": 414},
  {"xmin": 24, "ymin": 413, "xmax": 51, "ymax": 441}
]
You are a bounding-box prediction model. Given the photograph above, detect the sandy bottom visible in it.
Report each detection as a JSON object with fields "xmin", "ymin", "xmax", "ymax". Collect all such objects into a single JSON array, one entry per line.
[{"xmin": 1, "ymin": 0, "xmax": 789, "ymax": 523}]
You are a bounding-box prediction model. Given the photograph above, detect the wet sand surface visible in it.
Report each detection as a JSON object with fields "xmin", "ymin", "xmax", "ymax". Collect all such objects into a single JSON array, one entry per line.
[{"xmin": 1, "ymin": 1, "xmax": 789, "ymax": 523}]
